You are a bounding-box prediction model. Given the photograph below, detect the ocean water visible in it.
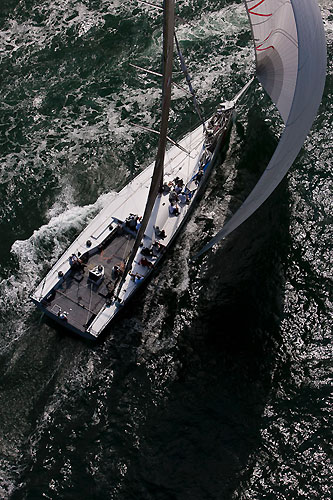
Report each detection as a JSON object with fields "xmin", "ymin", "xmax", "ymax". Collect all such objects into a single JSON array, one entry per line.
[{"xmin": 0, "ymin": 1, "xmax": 332, "ymax": 499}]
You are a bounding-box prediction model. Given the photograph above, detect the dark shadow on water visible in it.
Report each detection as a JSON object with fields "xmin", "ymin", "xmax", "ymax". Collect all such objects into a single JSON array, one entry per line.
[
  {"xmin": 106, "ymin": 177, "xmax": 290, "ymax": 499},
  {"xmin": 98, "ymin": 110, "xmax": 290, "ymax": 499},
  {"xmin": 9, "ymin": 110, "xmax": 291, "ymax": 500}
]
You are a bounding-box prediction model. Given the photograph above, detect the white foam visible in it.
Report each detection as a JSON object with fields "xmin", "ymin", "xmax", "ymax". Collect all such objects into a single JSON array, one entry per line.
[
  {"xmin": 13, "ymin": 191, "xmax": 115, "ymax": 270},
  {"xmin": 0, "ymin": 192, "xmax": 116, "ymax": 348}
]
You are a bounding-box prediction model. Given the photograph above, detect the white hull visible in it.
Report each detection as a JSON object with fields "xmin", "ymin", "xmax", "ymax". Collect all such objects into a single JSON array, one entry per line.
[{"xmin": 32, "ymin": 110, "xmax": 232, "ymax": 339}]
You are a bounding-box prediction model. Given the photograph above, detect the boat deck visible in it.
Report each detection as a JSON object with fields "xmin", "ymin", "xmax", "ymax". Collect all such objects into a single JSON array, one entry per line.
[
  {"xmin": 33, "ymin": 106, "xmax": 234, "ymax": 339},
  {"xmin": 43, "ymin": 232, "xmax": 135, "ymax": 334}
]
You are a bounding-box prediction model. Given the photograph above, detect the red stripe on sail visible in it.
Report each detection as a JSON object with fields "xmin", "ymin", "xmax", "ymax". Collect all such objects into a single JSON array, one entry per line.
[
  {"xmin": 256, "ymin": 45, "xmax": 275, "ymax": 51},
  {"xmin": 248, "ymin": 0, "xmax": 272, "ymax": 17},
  {"xmin": 256, "ymin": 31, "xmax": 275, "ymax": 51}
]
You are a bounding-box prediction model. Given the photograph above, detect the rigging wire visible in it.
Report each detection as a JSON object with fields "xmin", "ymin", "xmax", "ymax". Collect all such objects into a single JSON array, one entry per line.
[
  {"xmin": 129, "ymin": 62, "xmax": 191, "ymax": 95},
  {"xmin": 129, "ymin": 122, "xmax": 194, "ymax": 156},
  {"xmin": 174, "ymin": 32, "xmax": 207, "ymax": 133},
  {"xmin": 137, "ymin": 0, "xmax": 163, "ymax": 11}
]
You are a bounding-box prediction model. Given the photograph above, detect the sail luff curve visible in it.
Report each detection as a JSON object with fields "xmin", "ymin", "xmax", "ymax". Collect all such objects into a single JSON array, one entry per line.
[{"xmin": 196, "ymin": 0, "xmax": 326, "ymax": 258}]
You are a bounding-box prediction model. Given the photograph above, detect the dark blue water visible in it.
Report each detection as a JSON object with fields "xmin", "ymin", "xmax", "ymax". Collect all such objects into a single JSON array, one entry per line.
[{"xmin": 0, "ymin": 1, "xmax": 332, "ymax": 498}]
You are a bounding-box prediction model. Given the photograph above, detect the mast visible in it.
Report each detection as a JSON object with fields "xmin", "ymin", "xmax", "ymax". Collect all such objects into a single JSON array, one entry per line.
[{"xmin": 117, "ymin": 0, "xmax": 175, "ymax": 296}]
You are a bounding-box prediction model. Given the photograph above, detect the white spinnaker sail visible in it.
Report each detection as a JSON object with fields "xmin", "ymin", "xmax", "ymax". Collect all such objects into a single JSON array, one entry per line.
[{"xmin": 196, "ymin": 0, "xmax": 326, "ymax": 257}]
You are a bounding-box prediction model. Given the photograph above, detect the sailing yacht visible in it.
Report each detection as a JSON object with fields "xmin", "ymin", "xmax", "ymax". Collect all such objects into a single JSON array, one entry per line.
[{"xmin": 32, "ymin": 0, "xmax": 326, "ymax": 340}]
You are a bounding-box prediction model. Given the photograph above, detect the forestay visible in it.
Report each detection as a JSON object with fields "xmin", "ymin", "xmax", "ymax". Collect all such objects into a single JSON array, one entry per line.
[{"xmin": 196, "ymin": 0, "xmax": 326, "ymax": 257}]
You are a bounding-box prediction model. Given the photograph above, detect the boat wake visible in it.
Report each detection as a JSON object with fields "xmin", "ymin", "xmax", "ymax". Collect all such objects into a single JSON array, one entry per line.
[
  {"xmin": 0, "ymin": 192, "xmax": 116, "ymax": 347},
  {"xmin": 0, "ymin": 1, "xmax": 331, "ymax": 499}
]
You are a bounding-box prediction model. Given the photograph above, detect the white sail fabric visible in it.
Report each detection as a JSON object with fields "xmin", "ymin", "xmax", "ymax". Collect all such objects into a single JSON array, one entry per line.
[
  {"xmin": 196, "ymin": 0, "xmax": 326, "ymax": 258},
  {"xmin": 248, "ymin": 0, "xmax": 299, "ymax": 124}
]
